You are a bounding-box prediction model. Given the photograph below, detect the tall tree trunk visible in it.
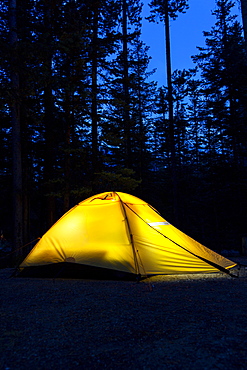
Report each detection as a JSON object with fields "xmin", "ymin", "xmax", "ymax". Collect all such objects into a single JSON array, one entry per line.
[
  {"xmin": 43, "ymin": 0, "xmax": 56, "ymax": 228},
  {"xmin": 239, "ymin": 0, "xmax": 247, "ymax": 138},
  {"xmin": 21, "ymin": 103, "xmax": 31, "ymax": 244},
  {"xmin": 9, "ymin": 0, "xmax": 23, "ymax": 254},
  {"xmin": 240, "ymin": 0, "xmax": 247, "ymax": 52},
  {"xmin": 122, "ymin": 0, "xmax": 132, "ymax": 168},
  {"xmin": 64, "ymin": 87, "xmax": 71, "ymax": 212},
  {"xmin": 193, "ymin": 99, "xmax": 200, "ymax": 170},
  {"xmin": 91, "ymin": 0, "xmax": 99, "ymax": 177},
  {"xmin": 136, "ymin": 43, "xmax": 144, "ymax": 181},
  {"xmin": 164, "ymin": 0, "xmax": 179, "ymax": 225}
]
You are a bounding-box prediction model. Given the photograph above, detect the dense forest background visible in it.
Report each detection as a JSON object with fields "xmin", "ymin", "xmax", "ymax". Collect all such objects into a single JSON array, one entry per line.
[{"xmin": 0, "ymin": 0, "xmax": 247, "ymax": 263}]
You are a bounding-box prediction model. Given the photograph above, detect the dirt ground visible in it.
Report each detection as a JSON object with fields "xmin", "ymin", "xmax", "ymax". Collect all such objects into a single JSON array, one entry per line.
[{"xmin": 1, "ymin": 258, "xmax": 247, "ymax": 370}]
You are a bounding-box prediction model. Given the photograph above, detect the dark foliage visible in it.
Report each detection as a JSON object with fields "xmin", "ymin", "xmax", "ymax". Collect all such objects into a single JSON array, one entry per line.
[{"xmin": 0, "ymin": 0, "xmax": 246, "ymax": 263}]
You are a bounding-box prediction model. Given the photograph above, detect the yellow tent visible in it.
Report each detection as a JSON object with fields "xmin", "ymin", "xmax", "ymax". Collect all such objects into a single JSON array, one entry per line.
[{"xmin": 19, "ymin": 192, "xmax": 236, "ymax": 278}]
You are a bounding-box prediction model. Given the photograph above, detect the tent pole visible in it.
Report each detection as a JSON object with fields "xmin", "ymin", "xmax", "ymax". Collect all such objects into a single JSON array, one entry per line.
[{"xmin": 114, "ymin": 192, "xmax": 141, "ymax": 277}]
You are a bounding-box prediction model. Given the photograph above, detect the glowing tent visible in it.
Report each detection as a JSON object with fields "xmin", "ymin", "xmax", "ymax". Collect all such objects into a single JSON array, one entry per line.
[{"xmin": 19, "ymin": 192, "xmax": 236, "ymax": 278}]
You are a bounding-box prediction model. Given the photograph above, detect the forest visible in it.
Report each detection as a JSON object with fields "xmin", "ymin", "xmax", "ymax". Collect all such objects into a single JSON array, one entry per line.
[{"xmin": 0, "ymin": 0, "xmax": 247, "ymax": 263}]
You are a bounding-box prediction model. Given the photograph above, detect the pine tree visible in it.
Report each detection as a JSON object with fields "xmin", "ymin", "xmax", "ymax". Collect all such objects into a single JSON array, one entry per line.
[
  {"xmin": 77, "ymin": 0, "xmax": 121, "ymax": 183},
  {"xmin": 99, "ymin": 0, "xmax": 156, "ymax": 192},
  {"xmin": 190, "ymin": 0, "xmax": 247, "ymax": 250},
  {"xmin": 192, "ymin": 0, "xmax": 247, "ymax": 166},
  {"xmin": 239, "ymin": 0, "xmax": 247, "ymax": 51},
  {"xmin": 147, "ymin": 0, "xmax": 189, "ymax": 225}
]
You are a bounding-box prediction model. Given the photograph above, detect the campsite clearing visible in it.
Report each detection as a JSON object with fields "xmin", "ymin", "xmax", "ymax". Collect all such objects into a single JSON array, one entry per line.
[{"xmin": 1, "ymin": 259, "xmax": 247, "ymax": 370}]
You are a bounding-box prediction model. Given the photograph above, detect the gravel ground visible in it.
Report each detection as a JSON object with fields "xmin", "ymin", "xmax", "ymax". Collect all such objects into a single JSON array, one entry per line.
[{"xmin": 0, "ymin": 258, "xmax": 247, "ymax": 370}]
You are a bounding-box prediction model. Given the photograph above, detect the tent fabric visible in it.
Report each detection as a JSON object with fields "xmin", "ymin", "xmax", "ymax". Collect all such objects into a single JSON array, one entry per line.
[{"xmin": 19, "ymin": 192, "xmax": 236, "ymax": 276}]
